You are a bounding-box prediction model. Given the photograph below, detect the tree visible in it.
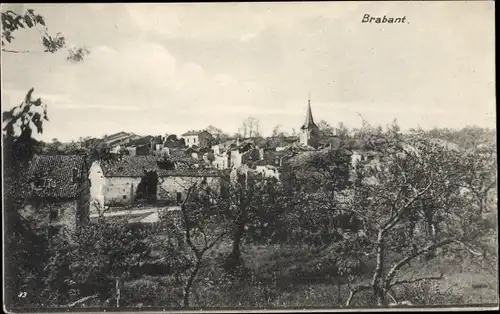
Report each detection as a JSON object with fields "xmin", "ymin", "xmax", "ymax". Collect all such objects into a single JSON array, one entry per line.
[
  {"xmin": 271, "ymin": 124, "xmax": 281, "ymax": 137},
  {"xmin": 45, "ymin": 138, "xmax": 62, "ymax": 154},
  {"xmin": 1, "ymin": 7, "xmax": 89, "ymax": 61},
  {"xmin": 239, "ymin": 116, "xmax": 260, "ymax": 138},
  {"xmin": 423, "ymin": 126, "xmax": 495, "ymax": 150},
  {"xmin": 459, "ymin": 142, "xmax": 497, "ymax": 213},
  {"xmin": 2, "ymin": 7, "xmax": 88, "ymax": 308},
  {"xmin": 336, "ymin": 122, "xmax": 350, "ymax": 139},
  {"xmin": 69, "ymin": 219, "xmax": 156, "ymax": 308},
  {"xmin": 337, "ymin": 123, "xmax": 494, "ymax": 306},
  {"xmin": 206, "ymin": 125, "xmax": 229, "ymax": 145},
  {"xmin": 219, "ymin": 180, "xmax": 281, "ymax": 270},
  {"xmin": 166, "ymin": 134, "xmax": 179, "ymax": 142},
  {"xmin": 3, "ymin": 88, "xmax": 51, "ymax": 309},
  {"xmin": 160, "ymin": 184, "xmax": 229, "ymax": 307},
  {"xmin": 318, "ymin": 120, "xmax": 335, "ymax": 138}
]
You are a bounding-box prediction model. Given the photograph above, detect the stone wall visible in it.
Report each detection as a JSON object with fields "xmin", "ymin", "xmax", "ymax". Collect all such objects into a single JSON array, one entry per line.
[
  {"xmin": 104, "ymin": 177, "xmax": 143, "ymax": 206},
  {"xmin": 21, "ymin": 199, "xmax": 78, "ymax": 232},
  {"xmin": 78, "ymin": 175, "xmax": 91, "ymax": 225},
  {"xmin": 158, "ymin": 176, "xmax": 221, "ymax": 204}
]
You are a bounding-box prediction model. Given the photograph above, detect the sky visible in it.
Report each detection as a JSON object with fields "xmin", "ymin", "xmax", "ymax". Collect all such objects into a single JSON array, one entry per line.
[{"xmin": 1, "ymin": 2, "xmax": 496, "ymax": 142}]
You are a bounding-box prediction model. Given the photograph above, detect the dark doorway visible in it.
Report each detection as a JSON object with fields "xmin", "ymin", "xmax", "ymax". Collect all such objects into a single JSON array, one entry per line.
[
  {"xmin": 135, "ymin": 170, "xmax": 159, "ymax": 205},
  {"xmin": 176, "ymin": 192, "xmax": 182, "ymax": 205}
]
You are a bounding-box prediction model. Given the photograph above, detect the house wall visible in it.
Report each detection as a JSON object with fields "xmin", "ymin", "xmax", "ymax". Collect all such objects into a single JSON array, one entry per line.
[
  {"xmin": 213, "ymin": 153, "xmax": 230, "ymax": 169},
  {"xmin": 158, "ymin": 176, "xmax": 221, "ymax": 204},
  {"xmin": 230, "ymin": 150, "xmax": 243, "ymax": 168},
  {"xmin": 198, "ymin": 133, "xmax": 212, "ymax": 148},
  {"xmin": 89, "ymin": 161, "xmax": 106, "ymax": 210},
  {"xmin": 136, "ymin": 144, "xmax": 151, "ymax": 155},
  {"xmin": 183, "ymin": 135, "xmax": 199, "ymax": 148},
  {"xmin": 300, "ymin": 128, "xmax": 320, "ymax": 148},
  {"xmin": 104, "ymin": 177, "xmax": 143, "ymax": 206},
  {"xmin": 212, "ymin": 145, "xmax": 221, "ymax": 155},
  {"xmin": 22, "ymin": 199, "xmax": 78, "ymax": 232},
  {"xmin": 183, "ymin": 133, "xmax": 212, "ymax": 148},
  {"xmin": 255, "ymin": 165, "xmax": 280, "ymax": 180},
  {"xmin": 110, "ymin": 145, "xmax": 121, "ymax": 154},
  {"xmin": 126, "ymin": 147, "xmax": 137, "ymax": 156}
]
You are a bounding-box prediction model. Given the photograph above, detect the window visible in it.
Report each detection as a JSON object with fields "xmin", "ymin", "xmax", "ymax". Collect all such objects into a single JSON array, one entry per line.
[
  {"xmin": 123, "ymin": 195, "xmax": 127, "ymax": 199},
  {"xmin": 72, "ymin": 168, "xmax": 79, "ymax": 183},
  {"xmin": 187, "ymin": 138, "xmax": 189, "ymax": 143},
  {"xmin": 48, "ymin": 226, "xmax": 60, "ymax": 238},
  {"xmin": 35, "ymin": 178, "xmax": 46, "ymax": 188},
  {"xmin": 49, "ymin": 209, "xmax": 58, "ymax": 220}
]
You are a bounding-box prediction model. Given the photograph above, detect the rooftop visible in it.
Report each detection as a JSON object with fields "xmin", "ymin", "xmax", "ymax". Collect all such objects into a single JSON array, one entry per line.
[
  {"xmin": 18, "ymin": 155, "xmax": 88, "ymax": 199},
  {"xmin": 301, "ymin": 100, "xmax": 318, "ymax": 130},
  {"xmin": 181, "ymin": 130, "xmax": 210, "ymax": 136},
  {"xmin": 100, "ymin": 155, "xmax": 223, "ymax": 178}
]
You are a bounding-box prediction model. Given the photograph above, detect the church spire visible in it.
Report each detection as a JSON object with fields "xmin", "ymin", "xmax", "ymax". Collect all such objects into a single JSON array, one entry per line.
[{"xmin": 301, "ymin": 93, "xmax": 317, "ymax": 130}]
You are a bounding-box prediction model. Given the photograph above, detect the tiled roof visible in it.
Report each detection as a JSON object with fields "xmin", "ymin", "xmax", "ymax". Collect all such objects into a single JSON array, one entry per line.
[
  {"xmin": 18, "ymin": 155, "xmax": 87, "ymax": 199},
  {"xmin": 181, "ymin": 130, "xmax": 209, "ymax": 136},
  {"xmin": 128, "ymin": 135, "xmax": 163, "ymax": 147},
  {"xmin": 101, "ymin": 132, "xmax": 139, "ymax": 144},
  {"xmin": 100, "ymin": 155, "xmax": 223, "ymax": 178},
  {"xmin": 102, "ymin": 132, "xmax": 133, "ymax": 141}
]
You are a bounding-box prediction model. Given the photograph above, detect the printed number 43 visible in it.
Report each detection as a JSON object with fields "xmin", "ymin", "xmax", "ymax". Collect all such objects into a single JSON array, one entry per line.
[{"xmin": 18, "ymin": 292, "xmax": 27, "ymax": 298}]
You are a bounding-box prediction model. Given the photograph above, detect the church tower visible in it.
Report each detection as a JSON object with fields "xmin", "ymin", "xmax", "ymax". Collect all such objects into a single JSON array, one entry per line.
[{"xmin": 299, "ymin": 96, "xmax": 320, "ymax": 148}]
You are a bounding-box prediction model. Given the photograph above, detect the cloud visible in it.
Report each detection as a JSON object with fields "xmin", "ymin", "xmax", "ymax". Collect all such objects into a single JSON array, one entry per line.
[
  {"xmin": 3, "ymin": 40, "xmax": 282, "ymax": 140},
  {"xmin": 124, "ymin": 3, "xmax": 358, "ymax": 42},
  {"xmin": 2, "ymin": 3, "xmax": 494, "ymax": 141}
]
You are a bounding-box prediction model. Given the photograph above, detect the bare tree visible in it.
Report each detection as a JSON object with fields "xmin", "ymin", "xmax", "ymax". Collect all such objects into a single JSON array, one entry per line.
[
  {"xmin": 240, "ymin": 116, "xmax": 260, "ymax": 138},
  {"xmin": 338, "ymin": 123, "xmax": 495, "ymax": 306},
  {"xmin": 318, "ymin": 120, "xmax": 335, "ymax": 137},
  {"xmin": 163, "ymin": 184, "xmax": 229, "ymax": 307}
]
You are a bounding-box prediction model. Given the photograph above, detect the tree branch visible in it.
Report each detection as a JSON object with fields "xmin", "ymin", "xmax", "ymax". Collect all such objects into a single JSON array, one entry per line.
[
  {"xmin": 383, "ymin": 179, "xmax": 434, "ymax": 233},
  {"xmin": 346, "ymin": 284, "xmax": 371, "ymax": 306},
  {"xmin": 389, "ymin": 274, "xmax": 444, "ymax": 289},
  {"xmin": 64, "ymin": 294, "xmax": 99, "ymax": 308},
  {"xmin": 180, "ymin": 184, "xmax": 201, "ymax": 258},
  {"xmin": 384, "ymin": 238, "xmax": 454, "ymax": 290},
  {"xmin": 452, "ymin": 240, "xmax": 484, "ymax": 256},
  {"xmin": 2, "ymin": 48, "xmax": 41, "ymax": 53}
]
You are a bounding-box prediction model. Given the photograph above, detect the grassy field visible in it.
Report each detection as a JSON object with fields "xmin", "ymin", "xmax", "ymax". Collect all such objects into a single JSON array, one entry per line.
[{"xmin": 120, "ymin": 236, "xmax": 498, "ymax": 308}]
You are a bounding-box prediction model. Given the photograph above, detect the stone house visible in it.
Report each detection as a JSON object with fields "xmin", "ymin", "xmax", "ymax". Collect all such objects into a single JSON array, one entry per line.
[
  {"xmin": 101, "ymin": 132, "xmax": 142, "ymax": 149},
  {"xmin": 253, "ymin": 159, "xmax": 281, "ymax": 181},
  {"xmin": 92, "ymin": 156, "xmax": 225, "ymax": 207},
  {"xmin": 181, "ymin": 130, "xmax": 212, "ymax": 148},
  {"xmin": 213, "ymin": 152, "xmax": 231, "ymax": 170},
  {"xmin": 229, "ymin": 141, "xmax": 261, "ymax": 168},
  {"xmin": 18, "ymin": 155, "xmax": 91, "ymax": 233}
]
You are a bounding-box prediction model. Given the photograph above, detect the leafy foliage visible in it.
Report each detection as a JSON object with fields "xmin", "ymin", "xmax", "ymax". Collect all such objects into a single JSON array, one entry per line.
[{"xmin": 1, "ymin": 7, "xmax": 88, "ymax": 60}]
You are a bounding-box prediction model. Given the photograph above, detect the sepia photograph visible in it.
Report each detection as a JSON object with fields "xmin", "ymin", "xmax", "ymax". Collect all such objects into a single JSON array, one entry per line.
[{"xmin": 1, "ymin": 2, "xmax": 497, "ymax": 312}]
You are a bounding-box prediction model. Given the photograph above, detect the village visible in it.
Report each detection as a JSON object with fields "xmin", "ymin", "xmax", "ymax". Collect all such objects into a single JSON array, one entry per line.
[
  {"xmin": 2, "ymin": 3, "xmax": 496, "ymax": 311},
  {"xmin": 19, "ymin": 99, "xmax": 381, "ymax": 229}
]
